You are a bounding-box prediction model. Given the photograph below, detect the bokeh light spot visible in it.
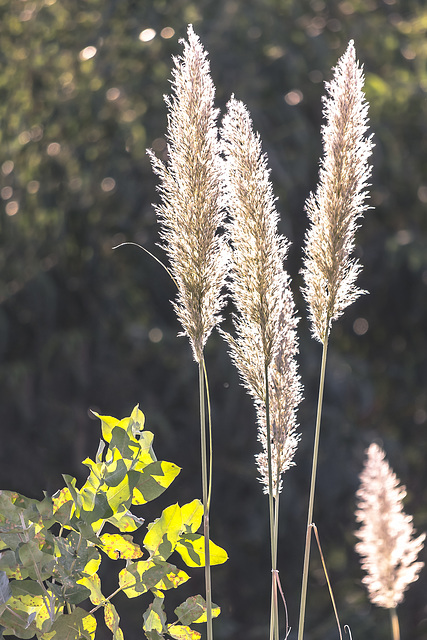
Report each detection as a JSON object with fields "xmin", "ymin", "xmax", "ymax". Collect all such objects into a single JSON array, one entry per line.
[
  {"xmin": 417, "ymin": 185, "xmax": 427, "ymax": 203},
  {"xmin": 284, "ymin": 90, "xmax": 303, "ymax": 106},
  {"xmin": 353, "ymin": 318, "xmax": 369, "ymax": 336},
  {"xmin": 396, "ymin": 229, "xmax": 412, "ymax": 245},
  {"xmin": 79, "ymin": 46, "xmax": 97, "ymax": 61},
  {"xmin": 139, "ymin": 28, "xmax": 156, "ymax": 42},
  {"xmin": 152, "ymin": 138, "xmax": 166, "ymax": 152},
  {"xmin": 47, "ymin": 143, "xmax": 61, "ymax": 156},
  {"xmin": 101, "ymin": 177, "xmax": 116, "ymax": 192},
  {"xmin": 106, "ymin": 87, "xmax": 120, "ymax": 101},
  {"xmin": 27, "ymin": 181, "xmax": 40, "ymax": 194},
  {"xmin": 2, "ymin": 161, "xmax": 14, "ymax": 176},
  {"xmin": 5, "ymin": 201, "xmax": 19, "ymax": 216},
  {"xmin": 18, "ymin": 131, "xmax": 31, "ymax": 145},
  {"xmin": 160, "ymin": 27, "xmax": 175, "ymax": 39},
  {"xmin": 148, "ymin": 328, "xmax": 163, "ymax": 343},
  {"xmin": 1, "ymin": 187, "xmax": 13, "ymax": 200}
]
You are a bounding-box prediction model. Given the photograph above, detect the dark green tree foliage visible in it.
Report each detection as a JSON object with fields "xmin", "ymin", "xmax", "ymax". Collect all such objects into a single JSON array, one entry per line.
[{"xmin": 1, "ymin": 0, "xmax": 427, "ymax": 638}]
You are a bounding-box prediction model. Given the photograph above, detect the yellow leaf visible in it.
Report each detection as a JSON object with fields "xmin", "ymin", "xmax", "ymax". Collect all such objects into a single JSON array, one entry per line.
[
  {"xmin": 77, "ymin": 574, "xmax": 104, "ymax": 606},
  {"xmin": 100, "ymin": 533, "xmax": 143, "ymax": 560},
  {"xmin": 104, "ymin": 601, "xmax": 124, "ymax": 640},
  {"xmin": 83, "ymin": 552, "xmax": 101, "ymax": 577},
  {"xmin": 168, "ymin": 624, "xmax": 201, "ymax": 640},
  {"xmin": 180, "ymin": 500, "xmax": 203, "ymax": 533}
]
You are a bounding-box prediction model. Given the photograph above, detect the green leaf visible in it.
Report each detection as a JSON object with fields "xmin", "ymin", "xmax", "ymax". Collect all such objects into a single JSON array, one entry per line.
[
  {"xmin": 174, "ymin": 595, "xmax": 221, "ymax": 625},
  {"xmin": 175, "ymin": 535, "xmax": 228, "ymax": 568},
  {"xmin": 0, "ymin": 571, "xmax": 11, "ymax": 613},
  {"xmin": 52, "ymin": 531, "xmax": 100, "ymax": 595},
  {"xmin": 0, "ymin": 595, "xmax": 40, "ymax": 638},
  {"xmin": 103, "ymin": 456, "xmax": 128, "ymax": 489},
  {"xmin": 39, "ymin": 607, "xmax": 96, "ymax": 639},
  {"xmin": 136, "ymin": 432, "xmax": 157, "ymax": 465},
  {"xmin": 63, "ymin": 476, "xmax": 83, "ymax": 517},
  {"xmin": 104, "ymin": 601, "xmax": 124, "ymax": 640},
  {"xmin": 143, "ymin": 504, "xmax": 182, "ymax": 560},
  {"xmin": 110, "ymin": 426, "xmax": 140, "ymax": 461},
  {"xmin": 118, "ymin": 559, "xmax": 169, "ymax": 598},
  {"xmin": 104, "ymin": 475, "xmax": 133, "ymax": 515},
  {"xmin": 119, "ymin": 559, "xmax": 188, "ymax": 598},
  {"xmin": 76, "ymin": 573, "xmax": 104, "ymax": 606},
  {"xmin": 128, "ymin": 405, "xmax": 145, "ymax": 436},
  {"xmin": 51, "ymin": 488, "xmax": 74, "ymax": 529},
  {"xmin": 0, "ymin": 550, "xmax": 27, "ymax": 580},
  {"xmin": 10, "ymin": 579, "xmax": 45, "ymax": 608},
  {"xmin": 131, "ymin": 462, "xmax": 181, "ymax": 506},
  {"xmin": 143, "ymin": 595, "xmax": 166, "ymax": 640},
  {"xmin": 17, "ymin": 540, "xmax": 56, "ymax": 581},
  {"xmin": 105, "ymin": 507, "xmax": 144, "ymax": 533},
  {"xmin": 167, "ymin": 624, "xmax": 201, "ymax": 640}
]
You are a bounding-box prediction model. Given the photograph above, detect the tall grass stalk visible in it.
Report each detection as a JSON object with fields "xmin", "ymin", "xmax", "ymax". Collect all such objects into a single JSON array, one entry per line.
[
  {"xmin": 148, "ymin": 26, "xmax": 229, "ymax": 638},
  {"xmin": 264, "ymin": 363, "xmax": 278, "ymax": 640},
  {"xmin": 221, "ymin": 97, "xmax": 302, "ymax": 640},
  {"xmin": 390, "ymin": 609, "xmax": 400, "ymax": 640},
  {"xmin": 199, "ymin": 357, "xmax": 212, "ymax": 640},
  {"xmin": 297, "ymin": 335, "xmax": 328, "ymax": 640},
  {"xmin": 298, "ymin": 40, "xmax": 373, "ymax": 638}
]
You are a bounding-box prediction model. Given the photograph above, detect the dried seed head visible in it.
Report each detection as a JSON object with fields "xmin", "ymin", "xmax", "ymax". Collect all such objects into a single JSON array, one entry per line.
[
  {"xmin": 221, "ymin": 98, "xmax": 302, "ymax": 494},
  {"xmin": 255, "ymin": 283, "xmax": 302, "ymax": 494},
  {"xmin": 355, "ymin": 443, "xmax": 425, "ymax": 609},
  {"xmin": 148, "ymin": 25, "xmax": 228, "ymax": 362},
  {"xmin": 301, "ymin": 41, "xmax": 373, "ymax": 343}
]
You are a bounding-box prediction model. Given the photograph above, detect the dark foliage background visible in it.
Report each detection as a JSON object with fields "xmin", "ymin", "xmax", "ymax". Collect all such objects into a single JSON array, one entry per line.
[{"xmin": 1, "ymin": 0, "xmax": 427, "ymax": 638}]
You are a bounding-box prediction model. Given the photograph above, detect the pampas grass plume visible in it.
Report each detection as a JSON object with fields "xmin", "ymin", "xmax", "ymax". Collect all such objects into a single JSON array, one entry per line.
[
  {"xmin": 301, "ymin": 40, "xmax": 373, "ymax": 343},
  {"xmin": 355, "ymin": 443, "xmax": 425, "ymax": 610},
  {"xmin": 148, "ymin": 25, "xmax": 228, "ymax": 363},
  {"xmin": 221, "ymin": 97, "xmax": 302, "ymax": 493}
]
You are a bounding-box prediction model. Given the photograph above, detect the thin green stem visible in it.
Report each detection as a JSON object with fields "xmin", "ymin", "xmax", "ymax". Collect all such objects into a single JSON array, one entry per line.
[
  {"xmin": 272, "ymin": 492, "xmax": 280, "ymax": 640},
  {"xmin": 199, "ymin": 357, "xmax": 213, "ymax": 640},
  {"xmin": 390, "ymin": 608, "xmax": 400, "ymax": 640},
  {"xmin": 265, "ymin": 363, "xmax": 278, "ymax": 640},
  {"xmin": 297, "ymin": 335, "xmax": 329, "ymax": 640},
  {"xmin": 203, "ymin": 359, "xmax": 213, "ymax": 511}
]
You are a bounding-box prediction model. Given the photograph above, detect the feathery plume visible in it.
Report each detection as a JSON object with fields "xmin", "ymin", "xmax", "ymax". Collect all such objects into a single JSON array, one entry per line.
[
  {"xmin": 301, "ymin": 40, "xmax": 373, "ymax": 343},
  {"xmin": 221, "ymin": 97, "xmax": 302, "ymax": 493},
  {"xmin": 148, "ymin": 25, "xmax": 228, "ymax": 363},
  {"xmin": 355, "ymin": 443, "xmax": 425, "ymax": 609},
  {"xmin": 255, "ymin": 284, "xmax": 302, "ymax": 494}
]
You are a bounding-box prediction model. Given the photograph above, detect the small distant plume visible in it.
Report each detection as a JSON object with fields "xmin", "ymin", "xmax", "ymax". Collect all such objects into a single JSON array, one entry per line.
[
  {"xmin": 355, "ymin": 443, "xmax": 425, "ymax": 609},
  {"xmin": 301, "ymin": 40, "xmax": 373, "ymax": 343},
  {"xmin": 221, "ymin": 97, "xmax": 302, "ymax": 493},
  {"xmin": 148, "ymin": 25, "xmax": 228, "ymax": 363}
]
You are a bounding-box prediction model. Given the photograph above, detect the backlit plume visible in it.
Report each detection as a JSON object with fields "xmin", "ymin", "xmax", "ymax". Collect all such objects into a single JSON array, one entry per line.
[
  {"xmin": 148, "ymin": 25, "xmax": 228, "ymax": 363},
  {"xmin": 355, "ymin": 443, "xmax": 425, "ymax": 609},
  {"xmin": 221, "ymin": 97, "xmax": 302, "ymax": 493},
  {"xmin": 301, "ymin": 40, "xmax": 373, "ymax": 343}
]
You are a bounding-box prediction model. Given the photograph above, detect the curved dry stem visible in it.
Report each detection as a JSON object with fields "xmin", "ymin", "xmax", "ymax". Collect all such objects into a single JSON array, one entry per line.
[
  {"xmin": 112, "ymin": 241, "xmax": 178, "ymax": 289},
  {"xmin": 311, "ymin": 523, "xmax": 343, "ymax": 640}
]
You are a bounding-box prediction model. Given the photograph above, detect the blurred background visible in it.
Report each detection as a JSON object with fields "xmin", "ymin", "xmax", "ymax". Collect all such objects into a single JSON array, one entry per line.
[{"xmin": 0, "ymin": 0, "xmax": 427, "ymax": 638}]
